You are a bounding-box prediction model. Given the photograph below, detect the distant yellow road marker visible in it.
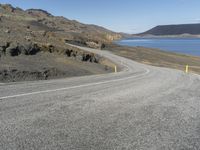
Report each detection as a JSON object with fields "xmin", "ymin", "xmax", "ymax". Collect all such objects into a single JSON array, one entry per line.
[
  {"xmin": 114, "ymin": 66, "xmax": 117, "ymax": 73},
  {"xmin": 185, "ymin": 65, "xmax": 189, "ymax": 73}
]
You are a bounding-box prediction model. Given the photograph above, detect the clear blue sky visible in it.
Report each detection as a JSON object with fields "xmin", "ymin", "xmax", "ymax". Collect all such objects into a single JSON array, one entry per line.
[{"xmin": 1, "ymin": 0, "xmax": 200, "ymax": 33}]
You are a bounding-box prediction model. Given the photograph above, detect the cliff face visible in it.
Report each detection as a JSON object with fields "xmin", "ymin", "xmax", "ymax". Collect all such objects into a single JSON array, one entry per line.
[
  {"xmin": 106, "ymin": 34, "xmax": 122, "ymax": 41},
  {"xmin": 139, "ymin": 24, "xmax": 200, "ymax": 36}
]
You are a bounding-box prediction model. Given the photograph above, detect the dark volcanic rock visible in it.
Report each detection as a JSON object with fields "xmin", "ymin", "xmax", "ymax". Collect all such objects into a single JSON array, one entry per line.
[
  {"xmin": 24, "ymin": 43, "xmax": 41, "ymax": 55},
  {"xmin": 65, "ymin": 49, "xmax": 73, "ymax": 57},
  {"xmin": 1, "ymin": 42, "xmax": 41, "ymax": 56},
  {"xmin": 5, "ymin": 43, "xmax": 20, "ymax": 56},
  {"xmin": 82, "ymin": 53, "xmax": 99, "ymax": 63}
]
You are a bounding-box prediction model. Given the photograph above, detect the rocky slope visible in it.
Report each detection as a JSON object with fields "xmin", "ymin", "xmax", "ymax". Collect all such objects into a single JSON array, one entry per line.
[
  {"xmin": 0, "ymin": 4, "xmax": 119, "ymax": 82},
  {"xmin": 0, "ymin": 4, "xmax": 121, "ymax": 49}
]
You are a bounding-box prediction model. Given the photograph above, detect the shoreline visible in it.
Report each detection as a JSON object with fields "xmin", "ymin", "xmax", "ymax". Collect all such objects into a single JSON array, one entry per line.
[
  {"xmin": 104, "ymin": 43, "xmax": 200, "ymax": 75},
  {"xmin": 131, "ymin": 35, "xmax": 200, "ymax": 39},
  {"xmin": 115, "ymin": 38, "xmax": 200, "ymax": 57}
]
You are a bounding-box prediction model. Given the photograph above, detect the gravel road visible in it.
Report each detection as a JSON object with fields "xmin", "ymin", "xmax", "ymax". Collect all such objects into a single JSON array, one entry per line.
[{"xmin": 0, "ymin": 45, "xmax": 200, "ymax": 150}]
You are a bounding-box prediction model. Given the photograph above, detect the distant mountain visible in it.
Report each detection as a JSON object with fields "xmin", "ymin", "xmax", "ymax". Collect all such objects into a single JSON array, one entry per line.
[{"xmin": 139, "ymin": 24, "xmax": 200, "ymax": 36}]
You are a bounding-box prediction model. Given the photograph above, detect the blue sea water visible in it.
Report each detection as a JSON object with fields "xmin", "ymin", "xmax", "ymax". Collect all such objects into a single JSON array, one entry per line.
[{"xmin": 116, "ymin": 38, "xmax": 200, "ymax": 56}]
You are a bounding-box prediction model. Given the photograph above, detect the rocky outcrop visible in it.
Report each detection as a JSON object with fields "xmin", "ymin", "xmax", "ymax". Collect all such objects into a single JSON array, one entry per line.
[
  {"xmin": 0, "ymin": 42, "xmax": 41, "ymax": 57},
  {"xmin": 85, "ymin": 41, "xmax": 103, "ymax": 49},
  {"xmin": 64, "ymin": 48, "xmax": 99, "ymax": 63},
  {"xmin": 0, "ymin": 41, "xmax": 100, "ymax": 63},
  {"xmin": 82, "ymin": 53, "xmax": 99, "ymax": 63},
  {"xmin": 26, "ymin": 9, "xmax": 53, "ymax": 17},
  {"xmin": 106, "ymin": 34, "xmax": 122, "ymax": 41},
  {"xmin": 0, "ymin": 4, "xmax": 15, "ymax": 13}
]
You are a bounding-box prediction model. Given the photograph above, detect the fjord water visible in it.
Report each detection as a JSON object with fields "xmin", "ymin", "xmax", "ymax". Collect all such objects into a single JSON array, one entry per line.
[{"xmin": 117, "ymin": 38, "xmax": 200, "ymax": 56}]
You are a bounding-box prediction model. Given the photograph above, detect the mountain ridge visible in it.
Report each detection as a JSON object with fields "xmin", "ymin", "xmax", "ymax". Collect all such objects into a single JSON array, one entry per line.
[
  {"xmin": 0, "ymin": 3, "xmax": 122, "ymax": 47},
  {"xmin": 137, "ymin": 23, "xmax": 200, "ymax": 36}
]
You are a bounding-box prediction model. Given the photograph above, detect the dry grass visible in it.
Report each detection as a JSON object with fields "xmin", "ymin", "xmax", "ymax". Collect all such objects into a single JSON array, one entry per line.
[
  {"xmin": 100, "ymin": 58, "xmax": 117, "ymax": 72},
  {"xmin": 104, "ymin": 44, "xmax": 200, "ymax": 74}
]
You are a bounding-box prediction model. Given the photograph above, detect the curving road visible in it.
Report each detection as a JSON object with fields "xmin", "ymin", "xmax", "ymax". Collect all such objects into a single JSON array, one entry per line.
[{"xmin": 0, "ymin": 45, "xmax": 200, "ymax": 150}]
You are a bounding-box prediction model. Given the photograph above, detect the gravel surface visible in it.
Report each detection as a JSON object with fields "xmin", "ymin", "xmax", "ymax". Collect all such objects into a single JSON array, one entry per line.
[{"xmin": 0, "ymin": 45, "xmax": 200, "ymax": 150}]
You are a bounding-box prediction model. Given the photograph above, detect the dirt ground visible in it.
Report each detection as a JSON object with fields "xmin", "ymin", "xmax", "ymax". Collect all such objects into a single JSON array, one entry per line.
[{"xmin": 0, "ymin": 52, "xmax": 112, "ymax": 82}]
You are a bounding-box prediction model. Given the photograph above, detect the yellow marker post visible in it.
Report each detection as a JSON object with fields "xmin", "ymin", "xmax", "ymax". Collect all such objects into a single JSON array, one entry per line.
[
  {"xmin": 114, "ymin": 66, "xmax": 117, "ymax": 73},
  {"xmin": 185, "ymin": 65, "xmax": 189, "ymax": 73}
]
